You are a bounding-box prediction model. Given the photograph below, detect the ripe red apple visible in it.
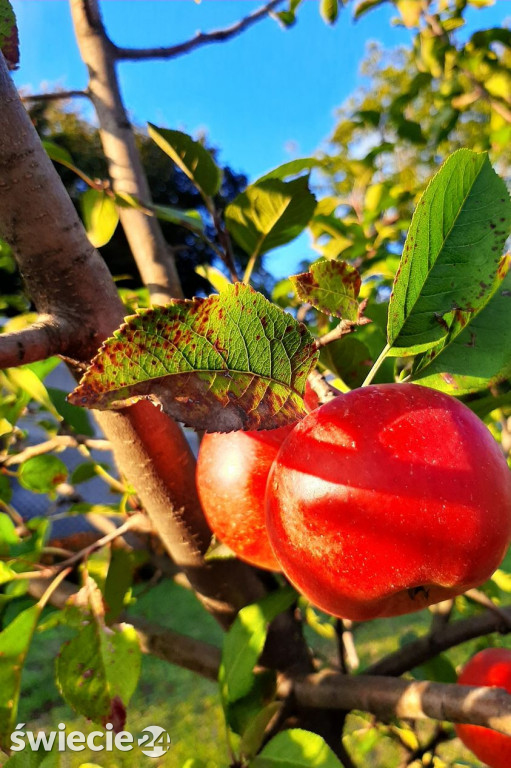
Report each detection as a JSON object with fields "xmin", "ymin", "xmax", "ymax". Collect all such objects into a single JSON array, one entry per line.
[
  {"xmin": 266, "ymin": 383, "xmax": 511, "ymax": 620},
  {"xmin": 195, "ymin": 380, "xmax": 323, "ymax": 570},
  {"xmin": 455, "ymin": 648, "xmax": 511, "ymax": 768},
  {"xmin": 196, "ymin": 425, "xmax": 292, "ymax": 570}
]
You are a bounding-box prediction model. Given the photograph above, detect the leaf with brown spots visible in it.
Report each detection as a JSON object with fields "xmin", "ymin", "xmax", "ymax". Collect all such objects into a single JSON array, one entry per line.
[
  {"xmin": 0, "ymin": 0, "xmax": 18, "ymax": 70},
  {"xmin": 290, "ymin": 259, "xmax": 370, "ymax": 323},
  {"xmin": 411, "ymin": 263, "xmax": 511, "ymax": 395},
  {"xmin": 56, "ymin": 578, "xmax": 141, "ymax": 728},
  {"xmin": 387, "ymin": 149, "xmax": 511, "ymax": 356},
  {"xmin": 69, "ymin": 284, "xmax": 318, "ymax": 432}
]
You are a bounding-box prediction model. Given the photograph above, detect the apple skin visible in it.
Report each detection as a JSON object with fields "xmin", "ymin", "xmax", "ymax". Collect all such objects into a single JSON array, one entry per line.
[
  {"xmin": 265, "ymin": 383, "xmax": 511, "ymax": 621},
  {"xmin": 455, "ymin": 648, "xmax": 511, "ymax": 768},
  {"xmin": 196, "ymin": 425, "xmax": 293, "ymax": 570}
]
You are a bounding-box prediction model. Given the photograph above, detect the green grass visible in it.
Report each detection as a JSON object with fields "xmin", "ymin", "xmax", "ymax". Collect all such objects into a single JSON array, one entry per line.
[{"xmin": 4, "ymin": 561, "xmax": 511, "ymax": 767}]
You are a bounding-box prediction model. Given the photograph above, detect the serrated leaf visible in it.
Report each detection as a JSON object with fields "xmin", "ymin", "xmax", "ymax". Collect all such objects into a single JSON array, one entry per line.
[
  {"xmin": 290, "ymin": 260, "xmax": 369, "ymax": 322},
  {"xmin": 387, "ymin": 150, "xmax": 511, "ymax": 355},
  {"xmin": 320, "ymin": 0, "xmax": 338, "ymax": 24},
  {"xmin": 251, "ymin": 728, "xmax": 343, "ymax": 767},
  {"xmin": 81, "ymin": 189, "xmax": 119, "ymax": 248},
  {"xmin": 411, "ymin": 266, "xmax": 511, "ymax": 394},
  {"xmin": 225, "ymin": 176, "xmax": 316, "ymax": 259},
  {"xmin": 219, "ymin": 587, "xmax": 295, "ymax": 705},
  {"xmin": 55, "ymin": 579, "xmax": 141, "ymax": 726},
  {"xmin": 69, "ymin": 284, "xmax": 318, "ymax": 432},
  {"xmin": 0, "ymin": 0, "xmax": 18, "ymax": 70},
  {"xmin": 148, "ymin": 124, "xmax": 222, "ymax": 198},
  {"xmin": 18, "ymin": 455, "xmax": 68, "ymax": 494},
  {"xmin": 0, "ymin": 604, "xmax": 42, "ymax": 748}
]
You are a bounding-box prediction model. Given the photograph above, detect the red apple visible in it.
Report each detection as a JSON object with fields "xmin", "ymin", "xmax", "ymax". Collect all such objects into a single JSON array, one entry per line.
[
  {"xmin": 196, "ymin": 425, "xmax": 293, "ymax": 570},
  {"xmin": 456, "ymin": 648, "xmax": 511, "ymax": 768},
  {"xmin": 266, "ymin": 383, "xmax": 511, "ymax": 620}
]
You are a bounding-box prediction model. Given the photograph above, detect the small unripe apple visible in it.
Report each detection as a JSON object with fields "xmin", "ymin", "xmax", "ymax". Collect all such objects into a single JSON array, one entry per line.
[
  {"xmin": 455, "ymin": 648, "xmax": 511, "ymax": 768},
  {"xmin": 196, "ymin": 425, "xmax": 293, "ymax": 570},
  {"xmin": 266, "ymin": 383, "xmax": 511, "ymax": 620}
]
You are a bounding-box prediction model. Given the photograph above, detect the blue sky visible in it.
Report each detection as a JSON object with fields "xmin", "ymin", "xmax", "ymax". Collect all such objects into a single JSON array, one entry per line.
[{"xmin": 11, "ymin": 0, "xmax": 508, "ymax": 278}]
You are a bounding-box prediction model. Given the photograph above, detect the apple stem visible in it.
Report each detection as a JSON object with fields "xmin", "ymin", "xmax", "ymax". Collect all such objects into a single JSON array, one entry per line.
[{"xmin": 361, "ymin": 343, "xmax": 391, "ymax": 387}]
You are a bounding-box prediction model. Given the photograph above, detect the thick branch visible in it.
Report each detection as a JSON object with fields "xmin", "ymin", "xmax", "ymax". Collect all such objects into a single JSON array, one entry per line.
[
  {"xmin": 69, "ymin": 0, "xmax": 182, "ymax": 305},
  {"xmin": 287, "ymin": 671, "xmax": 511, "ymax": 736},
  {"xmin": 0, "ymin": 317, "xmax": 66, "ymax": 368},
  {"xmin": 113, "ymin": 0, "xmax": 283, "ymax": 61}
]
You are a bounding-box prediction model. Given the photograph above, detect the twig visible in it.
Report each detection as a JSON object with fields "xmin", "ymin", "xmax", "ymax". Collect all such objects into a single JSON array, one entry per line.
[
  {"xmin": 113, "ymin": 0, "xmax": 284, "ymax": 61},
  {"xmin": 2, "ymin": 435, "xmax": 110, "ymax": 467},
  {"xmin": 307, "ymin": 369, "xmax": 339, "ymax": 404},
  {"xmin": 14, "ymin": 514, "xmax": 146, "ymax": 580},
  {"xmin": 315, "ymin": 320, "xmax": 356, "ymax": 349},
  {"xmin": 21, "ymin": 89, "xmax": 90, "ymax": 103},
  {"xmin": 464, "ymin": 589, "xmax": 511, "ymax": 631},
  {"xmin": 366, "ymin": 605, "xmax": 511, "ymax": 678}
]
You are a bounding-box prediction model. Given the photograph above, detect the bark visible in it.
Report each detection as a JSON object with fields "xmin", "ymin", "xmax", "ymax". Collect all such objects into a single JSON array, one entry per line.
[
  {"xmin": 0, "ymin": 51, "xmax": 263, "ymax": 626},
  {"xmin": 69, "ymin": 0, "xmax": 182, "ymax": 305}
]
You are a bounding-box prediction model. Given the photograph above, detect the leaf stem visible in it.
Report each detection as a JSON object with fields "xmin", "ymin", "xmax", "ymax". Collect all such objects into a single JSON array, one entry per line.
[
  {"xmin": 361, "ymin": 343, "xmax": 391, "ymax": 387},
  {"xmin": 243, "ymin": 247, "xmax": 261, "ymax": 285}
]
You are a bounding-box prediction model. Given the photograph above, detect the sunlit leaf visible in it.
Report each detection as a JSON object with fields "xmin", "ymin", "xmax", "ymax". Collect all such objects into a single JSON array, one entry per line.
[
  {"xmin": 387, "ymin": 150, "xmax": 511, "ymax": 355},
  {"xmin": 320, "ymin": 0, "xmax": 338, "ymax": 24},
  {"xmin": 219, "ymin": 587, "xmax": 295, "ymax": 705},
  {"xmin": 195, "ymin": 264, "xmax": 231, "ymax": 293},
  {"xmin": 251, "ymin": 728, "xmax": 343, "ymax": 767},
  {"xmin": 225, "ymin": 176, "xmax": 316, "ymax": 259},
  {"xmin": 18, "ymin": 455, "xmax": 68, "ymax": 494},
  {"xmin": 148, "ymin": 124, "xmax": 222, "ymax": 198},
  {"xmin": 81, "ymin": 189, "xmax": 119, "ymax": 248},
  {"xmin": 290, "ymin": 260, "xmax": 369, "ymax": 322},
  {"xmin": 69, "ymin": 284, "xmax": 317, "ymax": 432}
]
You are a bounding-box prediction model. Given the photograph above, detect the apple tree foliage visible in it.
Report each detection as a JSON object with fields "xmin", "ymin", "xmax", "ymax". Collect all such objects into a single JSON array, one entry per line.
[{"xmin": 1, "ymin": 0, "xmax": 511, "ymax": 766}]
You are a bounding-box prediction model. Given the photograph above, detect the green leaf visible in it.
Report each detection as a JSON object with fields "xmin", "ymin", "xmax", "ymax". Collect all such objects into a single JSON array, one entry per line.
[
  {"xmin": 147, "ymin": 124, "xmax": 222, "ymax": 198},
  {"xmin": 55, "ymin": 580, "xmax": 141, "ymax": 724},
  {"xmin": 0, "ymin": 561, "xmax": 16, "ymax": 585},
  {"xmin": 81, "ymin": 189, "xmax": 119, "ymax": 248},
  {"xmin": 69, "ymin": 284, "xmax": 318, "ymax": 432},
  {"xmin": 150, "ymin": 203, "xmax": 205, "ymax": 233},
  {"xmin": 290, "ymin": 260, "xmax": 369, "ymax": 322},
  {"xmin": 320, "ymin": 0, "xmax": 338, "ymax": 24},
  {"xmin": 0, "ymin": 474, "xmax": 12, "ymax": 503},
  {"xmin": 42, "ymin": 140, "xmax": 74, "ymax": 167},
  {"xmin": 225, "ymin": 669, "xmax": 276, "ymax": 736},
  {"xmin": 195, "ymin": 264, "xmax": 231, "ymax": 293},
  {"xmin": 225, "ymin": 176, "xmax": 316, "ymax": 259},
  {"xmin": 219, "ymin": 587, "xmax": 295, "ymax": 705},
  {"xmin": 251, "ymin": 728, "xmax": 343, "ymax": 767},
  {"xmin": 319, "ymin": 335, "xmax": 374, "ymax": 389},
  {"xmin": 492, "ymin": 569, "xmax": 511, "ymax": 593},
  {"xmin": 0, "ymin": 0, "xmax": 18, "ymax": 70},
  {"xmin": 104, "ymin": 549, "xmax": 134, "ymax": 624},
  {"xmin": 71, "ymin": 462, "xmax": 109, "ymax": 485},
  {"xmin": 412, "ymin": 654, "xmax": 457, "ymax": 683},
  {"xmin": 240, "ymin": 701, "xmax": 283, "ymax": 760},
  {"xmin": 411, "ymin": 264, "xmax": 511, "ymax": 394},
  {"xmin": 257, "ymin": 158, "xmax": 320, "ymax": 183},
  {"xmin": 353, "ymin": 0, "xmax": 387, "ymax": 19},
  {"xmin": 18, "ymin": 455, "xmax": 68, "ymax": 494},
  {"xmin": 387, "ymin": 150, "xmax": 511, "ymax": 355},
  {"xmin": 46, "ymin": 387, "xmax": 94, "ymax": 436},
  {"xmin": 0, "ymin": 604, "xmax": 42, "ymax": 747},
  {"xmin": 0, "ymin": 513, "xmax": 18, "ymax": 554},
  {"xmin": 5, "ymin": 367, "xmax": 61, "ymax": 422}
]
